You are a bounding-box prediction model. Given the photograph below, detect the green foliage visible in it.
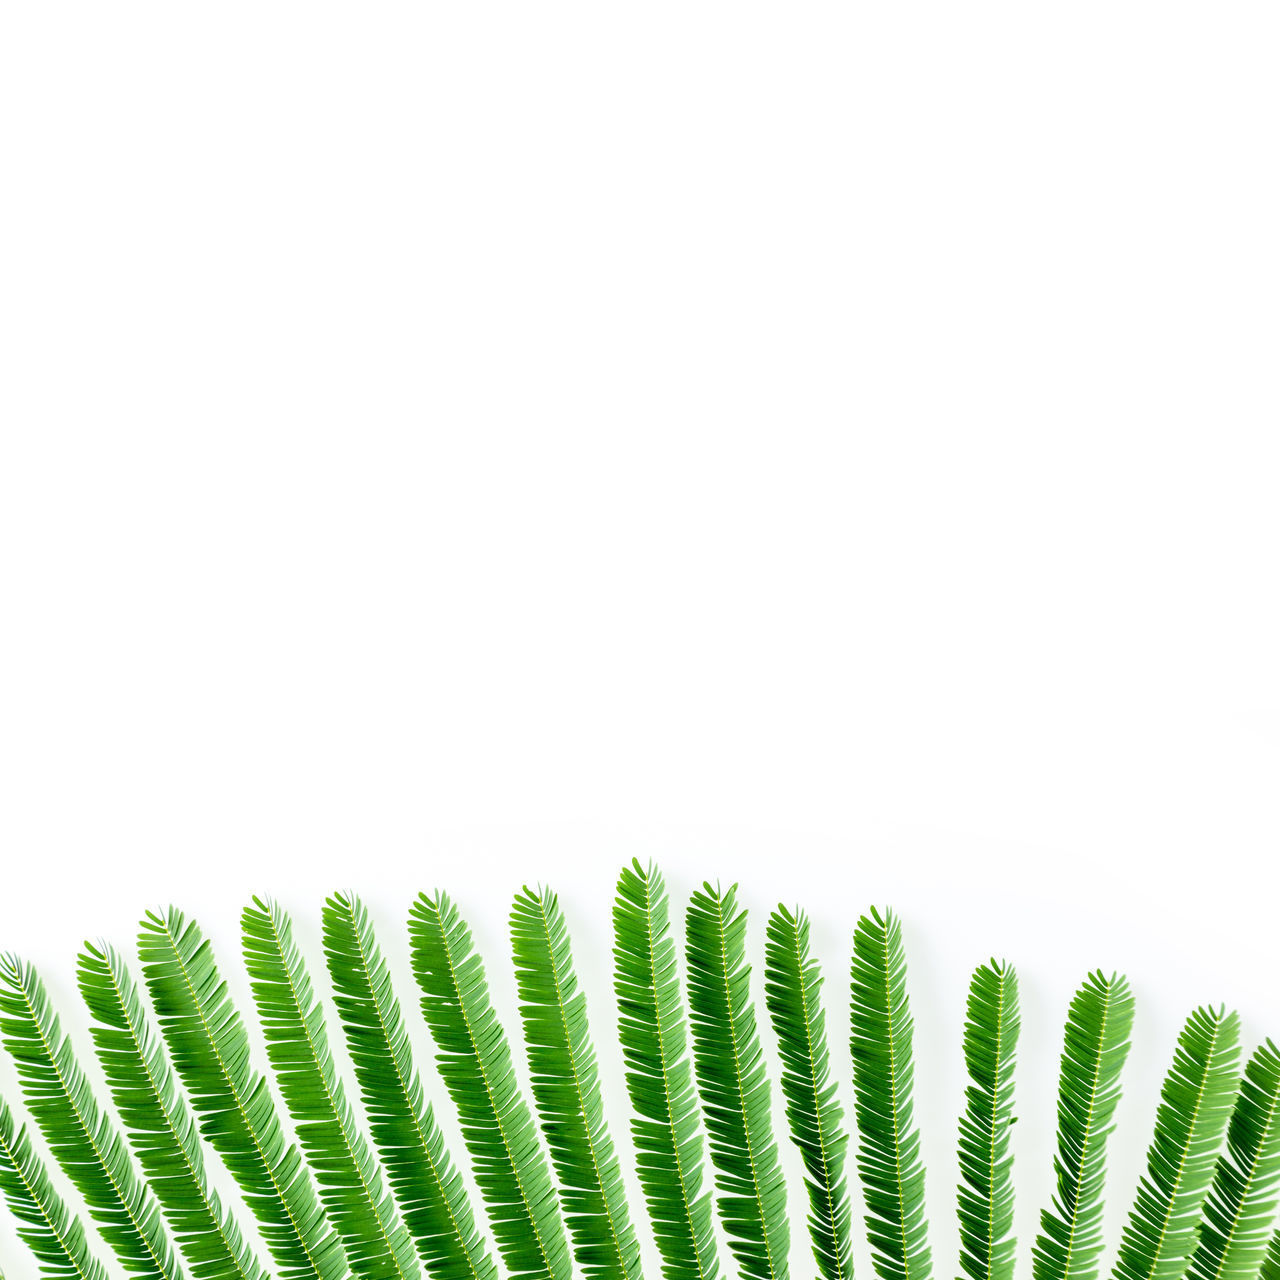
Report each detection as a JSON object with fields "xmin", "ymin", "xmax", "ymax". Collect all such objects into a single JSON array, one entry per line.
[
  {"xmin": 613, "ymin": 859, "xmax": 720, "ymax": 1280},
  {"xmin": 0, "ymin": 1093, "xmax": 108, "ymax": 1280},
  {"xmin": 138, "ymin": 907, "xmax": 348, "ymax": 1280},
  {"xmin": 1033, "ymin": 971, "xmax": 1136, "ymax": 1280},
  {"xmin": 408, "ymin": 892, "xmax": 571, "ymax": 1280},
  {"xmin": 850, "ymin": 907, "xmax": 932, "ymax": 1280},
  {"xmin": 242, "ymin": 897, "xmax": 419, "ymax": 1280},
  {"xmin": 0, "ymin": 871, "xmax": 1273, "ymax": 1280},
  {"xmin": 77, "ymin": 941, "xmax": 265, "ymax": 1280},
  {"xmin": 322, "ymin": 892, "xmax": 496, "ymax": 1280},
  {"xmin": 764, "ymin": 904, "xmax": 853, "ymax": 1280},
  {"xmin": 510, "ymin": 885, "xmax": 642, "ymax": 1280},
  {"xmin": 0, "ymin": 955, "xmax": 184, "ymax": 1279},
  {"xmin": 956, "ymin": 961, "xmax": 1020, "ymax": 1280},
  {"xmin": 1112, "ymin": 1007, "xmax": 1240, "ymax": 1280},
  {"xmin": 1186, "ymin": 1041, "xmax": 1280, "ymax": 1280},
  {"xmin": 686, "ymin": 882, "xmax": 790, "ymax": 1280},
  {"xmin": 1259, "ymin": 1231, "xmax": 1280, "ymax": 1280}
]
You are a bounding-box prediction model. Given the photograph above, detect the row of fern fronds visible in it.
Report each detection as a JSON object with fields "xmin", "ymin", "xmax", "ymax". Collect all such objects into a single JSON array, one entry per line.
[{"xmin": 0, "ymin": 863, "xmax": 1277, "ymax": 1280}]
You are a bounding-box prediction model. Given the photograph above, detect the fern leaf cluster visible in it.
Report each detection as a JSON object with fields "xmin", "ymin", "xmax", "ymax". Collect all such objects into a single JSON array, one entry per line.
[
  {"xmin": 322, "ymin": 892, "xmax": 495, "ymax": 1280},
  {"xmin": 408, "ymin": 893, "xmax": 571, "ymax": 1280},
  {"xmin": 76, "ymin": 941, "xmax": 264, "ymax": 1280},
  {"xmin": 686, "ymin": 883, "xmax": 789, "ymax": 1280},
  {"xmin": 0, "ymin": 866, "xmax": 1276, "ymax": 1280},
  {"xmin": 613, "ymin": 860, "xmax": 719, "ymax": 1280}
]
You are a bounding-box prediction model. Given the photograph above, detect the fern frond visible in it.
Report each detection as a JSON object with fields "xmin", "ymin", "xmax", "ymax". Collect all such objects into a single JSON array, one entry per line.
[
  {"xmin": 242, "ymin": 898, "xmax": 419, "ymax": 1280},
  {"xmin": 77, "ymin": 941, "xmax": 266, "ymax": 1280},
  {"xmin": 1032, "ymin": 970, "xmax": 1135, "ymax": 1280},
  {"xmin": 322, "ymin": 892, "xmax": 497, "ymax": 1280},
  {"xmin": 511, "ymin": 885, "xmax": 643, "ymax": 1280},
  {"xmin": 1111, "ymin": 1006, "xmax": 1241, "ymax": 1280},
  {"xmin": 686, "ymin": 882, "xmax": 790, "ymax": 1280},
  {"xmin": 613, "ymin": 860, "xmax": 720, "ymax": 1280},
  {"xmin": 763, "ymin": 904, "xmax": 853, "ymax": 1280},
  {"xmin": 957, "ymin": 961, "xmax": 1021, "ymax": 1280},
  {"xmin": 850, "ymin": 907, "xmax": 932, "ymax": 1280},
  {"xmin": 137, "ymin": 908, "xmax": 348, "ymax": 1280},
  {"xmin": 408, "ymin": 892, "xmax": 571, "ymax": 1280},
  {"xmin": 1185, "ymin": 1040, "xmax": 1280, "ymax": 1280},
  {"xmin": 1259, "ymin": 1230, "xmax": 1280, "ymax": 1280},
  {"xmin": 0, "ymin": 1093, "xmax": 109, "ymax": 1280},
  {"xmin": 0, "ymin": 955, "xmax": 184, "ymax": 1280}
]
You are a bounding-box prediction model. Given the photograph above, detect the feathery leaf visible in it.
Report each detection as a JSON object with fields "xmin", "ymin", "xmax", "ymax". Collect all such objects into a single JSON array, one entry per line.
[
  {"xmin": 0, "ymin": 955, "xmax": 184, "ymax": 1280},
  {"xmin": 138, "ymin": 907, "xmax": 347, "ymax": 1280},
  {"xmin": 0, "ymin": 1093, "xmax": 109, "ymax": 1280},
  {"xmin": 511, "ymin": 885, "xmax": 643, "ymax": 1280},
  {"xmin": 77, "ymin": 941, "xmax": 266, "ymax": 1280},
  {"xmin": 1186, "ymin": 1040, "xmax": 1280, "ymax": 1280},
  {"xmin": 1112, "ymin": 1006, "xmax": 1241, "ymax": 1280},
  {"xmin": 408, "ymin": 892, "xmax": 571, "ymax": 1280},
  {"xmin": 1032, "ymin": 970, "xmax": 1135, "ymax": 1280},
  {"xmin": 613, "ymin": 861, "xmax": 720, "ymax": 1280},
  {"xmin": 956, "ymin": 961, "xmax": 1020, "ymax": 1280},
  {"xmin": 764, "ymin": 904, "xmax": 854, "ymax": 1280},
  {"xmin": 686, "ymin": 882, "xmax": 790, "ymax": 1280},
  {"xmin": 1259, "ymin": 1231, "xmax": 1280, "ymax": 1280},
  {"xmin": 850, "ymin": 907, "xmax": 932, "ymax": 1280},
  {"xmin": 322, "ymin": 892, "xmax": 497, "ymax": 1280},
  {"xmin": 242, "ymin": 898, "xmax": 419, "ymax": 1280}
]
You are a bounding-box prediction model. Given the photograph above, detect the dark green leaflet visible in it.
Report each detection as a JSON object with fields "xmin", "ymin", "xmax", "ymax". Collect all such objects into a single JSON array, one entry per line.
[
  {"xmin": 77, "ymin": 942, "xmax": 266, "ymax": 1280},
  {"xmin": 1259, "ymin": 1231, "xmax": 1280, "ymax": 1280},
  {"xmin": 409, "ymin": 892, "xmax": 572, "ymax": 1280},
  {"xmin": 850, "ymin": 908, "xmax": 932, "ymax": 1280},
  {"xmin": 1032, "ymin": 971, "xmax": 1135, "ymax": 1280},
  {"xmin": 686, "ymin": 883, "xmax": 789, "ymax": 1280},
  {"xmin": 0, "ymin": 956, "xmax": 184, "ymax": 1280},
  {"xmin": 764, "ymin": 905, "xmax": 854, "ymax": 1280},
  {"xmin": 1111, "ymin": 1007, "xmax": 1240, "ymax": 1280},
  {"xmin": 0, "ymin": 1093, "xmax": 109, "ymax": 1280},
  {"xmin": 138, "ymin": 908, "xmax": 348, "ymax": 1280},
  {"xmin": 1185, "ymin": 1041, "xmax": 1280, "ymax": 1280},
  {"xmin": 511, "ymin": 886, "xmax": 643, "ymax": 1280},
  {"xmin": 242, "ymin": 898, "xmax": 419, "ymax": 1280},
  {"xmin": 322, "ymin": 892, "xmax": 497, "ymax": 1280},
  {"xmin": 613, "ymin": 861, "xmax": 720, "ymax": 1280},
  {"xmin": 956, "ymin": 962, "xmax": 1020, "ymax": 1280}
]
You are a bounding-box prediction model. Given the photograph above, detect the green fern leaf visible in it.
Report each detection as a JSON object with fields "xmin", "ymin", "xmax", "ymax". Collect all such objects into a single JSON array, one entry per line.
[
  {"xmin": 77, "ymin": 941, "xmax": 266, "ymax": 1280},
  {"xmin": 511, "ymin": 885, "xmax": 643, "ymax": 1280},
  {"xmin": 957, "ymin": 961, "xmax": 1020, "ymax": 1280},
  {"xmin": 1185, "ymin": 1040, "xmax": 1280, "ymax": 1280},
  {"xmin": 1112, "ymin": 1006, "xmax": 1241, "ymax": 1280},
  {"xmin": 1259, "ymin": 1231, "xmax": 1280, "ymax": 1280},
  {"xmin": 763, "ymin": 904, "xmax": 854, "ymax": 1280},
  {"xmin": 0, "ymin": 1093, "xmax": 109, "ymax": 1280},
  {"xmin": 1032, "ymin": 971, "xmax": 1135, "ymax": 1280},
  {"xmin": 408, "ymin": 892, "xmax": 572, "ymax": 1280},
  {"xmin": 850, "ymin": 907, "xmax": 932, "ymax": 1280},
  {"xmin": 138, "ymin": 908, "xmax": 348, "ymax": 1280},
  {"xmin": 0, "ymin": 955, "xmax": 184, "ymax": 1280},
  {"xmin": 242, "ymin": 898, "xmax": 419, "ymax": 1280},
  {"xmin": 613, "ymin": 861, "xmax": 720, "ymax": 1280},
  {"xmin": 322, "ymin": 892, "xmax": 497, "ymax": 1280},
  {"xmin": 686, "ymin": 883, "xmax": 790, "ymax": 1280}
]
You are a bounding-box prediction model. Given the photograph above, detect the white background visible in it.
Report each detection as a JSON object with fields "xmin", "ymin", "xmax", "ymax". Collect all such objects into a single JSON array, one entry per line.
[{"xmin": 1, "ymin": 5, "xmax": 1278, "ymax": 1278}]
